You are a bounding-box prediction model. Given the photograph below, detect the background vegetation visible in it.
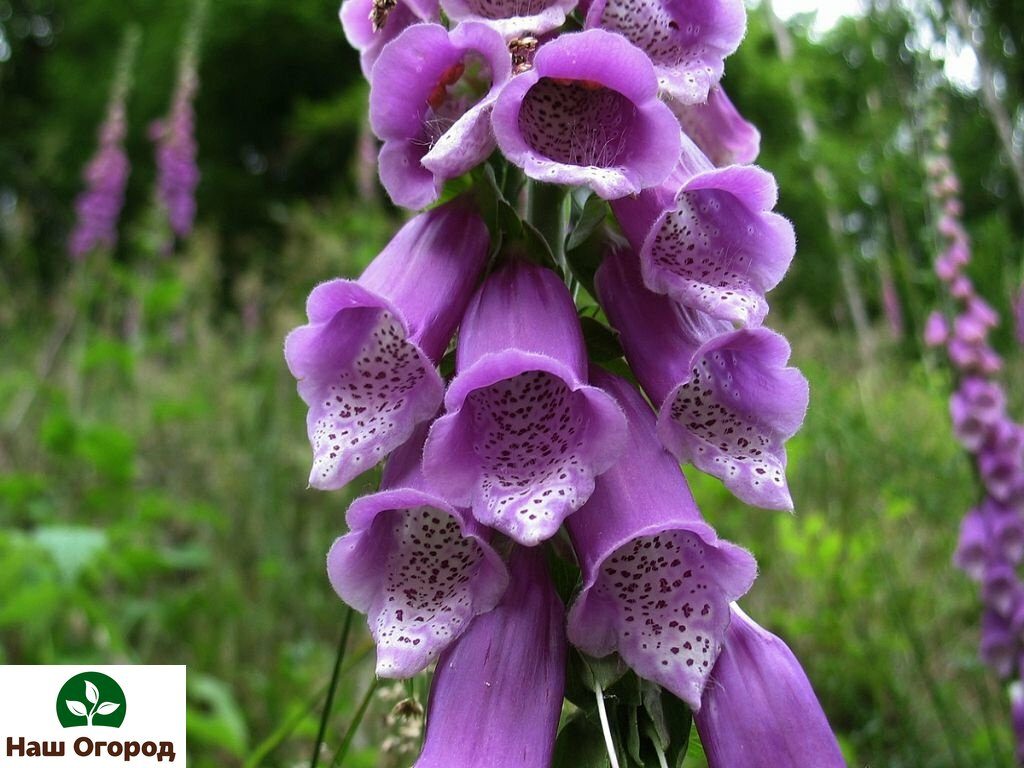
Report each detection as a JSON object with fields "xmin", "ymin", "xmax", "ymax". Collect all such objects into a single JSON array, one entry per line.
[{"xmin": 2, "ymin": 0, "xmax": 1024, "ymax": 765}]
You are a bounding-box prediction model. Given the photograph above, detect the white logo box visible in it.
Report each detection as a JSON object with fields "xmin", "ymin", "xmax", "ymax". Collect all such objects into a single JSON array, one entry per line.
[{"xmin": 0, "ymin": 666, "xmax": 185, "ymax": 766}]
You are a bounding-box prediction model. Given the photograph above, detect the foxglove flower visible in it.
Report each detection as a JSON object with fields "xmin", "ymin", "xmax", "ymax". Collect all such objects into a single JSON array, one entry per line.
[
  {"xmin": 69, "ymin": 98, "xmax": 130, "ymax": 259},
  {"xmin": 491, "ymin": 29, "xmax": 681, "ymax": 199},
  {"xmin": 667, "ymin": 86, "xmax": 760, "ymax": 167},
  {"xmin": 340, "ymin": 0, "xmax": 439, "ymax": 77},
  {"xmin": 612, "ymin": 149, "xmax": 796, "ymax": 328},
  {"xmin": 954, "ymin": 507, "xmax": 990, "ymax": 581},
  {"xmin": 924, "ymin": 311, "xmax": 949, "ymax": 347},
  {"xmin": 370, "ymin": 22, "xmax": 511, "ymax": 209},
  {"xmin": 441, "ymin": 0, "xmax": 576, "ymax": 37},
  {"xmin": 153, "ymin": 52, "xmax": 200, "ymax": 239},
  {"xmin": 285, "ymin": 198, "xmax": 489, "ymax": 489},
  {"xmin": 423, "ymin": 259, "xmax": 627, "ymax": 545},
  {"xmin": 694, "ymin": 605, "xmax": 847, "ymax": 768},
  {"xmin": 327, "ymin": 426, "xmax": 508, "ymax": 677},
  {"xmin": 981, "ymin": 609, "xmax": 1017, "ymax": 678},
  {"xmin": 566, "ymin": 369, "xmax": 756, "ymax": 709},
  {"xmin": 949, "ymin": 378, "xmax": 1006, "ymax": 453},
  {"xmin": 414, "ymin": 547, "xmax": 565, "ymax": 767},
  {"xmin": 596, "ymin": 246, "xmax": 808, "ymax": 510},
  {"xmin": 584, "ymin": 0, "xmax": 746, "ymax": 105}
]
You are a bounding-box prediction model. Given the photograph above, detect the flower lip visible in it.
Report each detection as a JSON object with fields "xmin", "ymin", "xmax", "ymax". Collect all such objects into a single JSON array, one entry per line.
[
  {"xmin": 584, "ymin": 0, "xmax": 747, "ymax": 105},
  {"xmin": 491, "ymin": 28, "xmax": 681, "ymax": 199},
  {"xmin": 638, "ymin": 164, "xmax": 796, "ymax": 328},
  {"xmin": 441, "ymin": 0, "xmax": 577, "ymax": 37}
]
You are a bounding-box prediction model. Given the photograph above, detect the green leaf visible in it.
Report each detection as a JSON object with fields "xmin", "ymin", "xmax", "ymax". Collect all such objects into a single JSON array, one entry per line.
[
  {"xmin": 566, "ymin": 194, "xmax": 608, "ymax": 252},
  {"xmin": 31, "ymin": 526, "xmax": 108, "ymax": 582},
  {"xmin": 580, "ymin": 316, "xmax": 624, "ymax": 363},
  {"xmin": 552, "ymin": 710, "xmax": 613, "ymax": 768},
  {"xmin": 187, "ymin": 673, "xmax": 250, "ymax": 758}
]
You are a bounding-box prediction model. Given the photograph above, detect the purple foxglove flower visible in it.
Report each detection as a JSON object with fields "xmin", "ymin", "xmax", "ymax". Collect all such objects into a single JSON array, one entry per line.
[
  {"xmin": 340, "ymin": 0, "xmax": 439, "ymax": 77},
  {"xmin": 423, "ymin": 260, "xmax": 626, "ymax": 545},
  {"xmin": 441, "ymin": 0, "xmax": 576, "ymax": 37},
  {"xmin": 966, "ymin": 295, "xmax": 1000, "ymax": 329},
  {"xmin": 981, "ymin": 609, "xmax": 1017, "ymax": 678},
  {"xmin": 990, "ymin": 502, "xmax": 1024, "ymax": 564},
  {"xmin": 694, "ymin": 605, "xmax": 847, "ymax": 768},
  {"xmin": 611, "ymin": 158, "xmax": 795, "ymax": 328},
  {"xmin": 414, "ymin": 546, "xmax": 565, "ymax": 768},
  {"xmin": 949, "ymin": 378, "xmax": 1005, "ymax": 452},
  {"xmin": 924, "ymin": 311, "xmax": 949, "ymax": 347},
  {"xmin": 980, "ymin": 420, "xmax": 1024, "ymax": 503},
  {"xmin": 491, "ymin": 29, "xmax": 681, "ymax": 199},
  {"xmin": 596, "ymin": 247, "xmax": 808, "ymax": 510},
  {"xmin": 584, "ymin": 0, "xmax": 746, "ymax": 105},
  {"xmin": 369, "ymin": 22, "xmax": 511, "ymax": 209},
  {"xmin": 1013, "ymin": 685, "xmax": 1024, "ymax": 764},
  {"xmin": 954, "ymin": 507, "xmax": 989, "ymax": 581},
  {"xmin": 327, "ymin": 427, "xmax": 509, "ymax": 677},
  {"xmin": 154, "ymin": 37, "xmax": 201, "ymax": 240},
  {"xmin": 984, "ymin": 559, "xmax": 1021, "ymax": 617},
  {"xmin": 566, "ymin": 369, "xmax": 757, "ymax": 709},
  {"xmin": 950, "ymin": 274, "xmax": 973, "ymax": 300},
  {"xmin": 285, "ymin": 198, "xmax": 489, "ymax": 489},
  {"xmin": 666, "ymin": 86, "xmax": 760, "ymax": 167},
  {"xmin": 69, "ymin": 100, "xmax": 130, "ymax": 259}
]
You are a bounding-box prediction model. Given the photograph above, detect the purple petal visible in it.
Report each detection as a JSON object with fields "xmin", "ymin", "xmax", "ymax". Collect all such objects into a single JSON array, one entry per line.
[
  {"xmin": 414, "ymin": 547, "xmax": 565, "ymax": 768},
  {"xmin": 441, "ymin": 0, "xmax": 577, "ymax": 36},
  {"xmin": 566, "ymin": 370, "xmax": 756, "ymax": 709},
  {"xmin": 285, "ymin": 200, "xmax": 489, "ymax": 489},
  {"xmin": 694, "ymin": 605, "xmax": 847, "ymax": 768},
  {"xmin": 953, "ymin": 508, "xmax": 990, "ymax": 582},
  {"xmin": 370, "ymin": 22, "xmax": 511, "ymax": 209},
  {"xmin": 340, "ymin": 0, "xmax": 423, "ymax": 79},
  {"xmin": 981, "ymin": 609, "xmax": 1017, "ymax": 678},
  {"xmin": 634, "ymin": 165, "xmax": 795, "ymax": 328},
  {"xmin": 667, "ymin": 86, "xmax": 760, "ymax": 166},
  {"xmin": 585, "ymin": 0, "xmax": 746, "ymax": 104},
  {"xmin": 423, "ymin": 261, "xmax": 626, "ymax": 545},
  {"xmin": 596, "ymin": 247, "xmax": 808, "ymax": 510},
  {"xmin": 491, "ymin": 29, "xmax": 681, "ymax": 199},
  {"xmin": 327, "ymin": 430, "xmax": 508, "ymax": 678}
]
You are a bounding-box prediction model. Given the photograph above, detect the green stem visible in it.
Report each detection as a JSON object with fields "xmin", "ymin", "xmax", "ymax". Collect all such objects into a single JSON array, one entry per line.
[
  {"xmin": 526, "ymin": 181, "xmax": 570, "ymax": 271},
  {"xmin": 309, "ymin": 608, "xmax": 354, "ymax": 768},
  {"xmin": 329, "ymin": 679, "xmax": 380, "ymax": 768},
  {"xmin": 594, "ymin": 682, "xmax": 621, "ymax": 768}
]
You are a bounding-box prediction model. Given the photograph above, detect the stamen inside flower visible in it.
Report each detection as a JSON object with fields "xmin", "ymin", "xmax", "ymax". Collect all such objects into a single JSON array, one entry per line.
[
  {"xmin": 668, "ymin": 351, "xmax": 786, "ymax": 492},
  {"xmin": 594, "ymin": 531, "xmax": 724, "ymax": 688},
  {"xmin": 466, "ymin": 370, "xmax": 591, "ymax": 540},
  {"xmin": 517, "ymin": 77, "xmax": 638, "ymax": 168},
  {"xmin": 310, "ymin": 310, "xmax": 432, "ymax": 484},
  {"xmin": 462, "ymin": 0, "xmax": 552, "ymax": 19},
  {"xmin": 421, "ymin": 54, "xmax": 494, "ymax": 146},
  {"xmin": 372, "ymin": 506, "xmax": 487, "ymax": 674}
]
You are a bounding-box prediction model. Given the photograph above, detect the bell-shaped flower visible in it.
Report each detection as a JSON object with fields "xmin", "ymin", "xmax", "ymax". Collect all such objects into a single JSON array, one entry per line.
[
  {"xmin": 983, "ymin": 557, "xmax": 1021, "ymax": 617},
  {"xmin": 923, "ymin": 311, "xmax": 949, "ymax": 347},
  {"xmin": 980, "ymin": 420, "xmax": 1024, "ymax": 504},
  {"xmin": 370, "ymin": 22, "xmax": 511, "ymax": 209},
  {"xmin": 990, "ymin": 502, "xmax": 1024, "ymax": 564},
  {"xmin": 424, "ymin": 259, "xmax": 626, "ymax": 545},
  {"xmin": 612, "ymin": 148, "xmax": 795, "ymax": 328},
  {"xmin": 491, "ymin": 29, "xmax": 681, "ymax": 199},
  {"xmin": 285, "ymin": 198, "xmax": 489, "ymax": 490},
  {"xmin": 340, "ymin": 0, "xmax": 439, "ymax": 78},
  {"xmin": 584, "ymin": 0, "xmax": 746, "ymax": 105},
  {"xmin": 566, "ymin": 369, "xmax": 757, "ymax": 709},
  {"xmin": 694, "ymin": 605, "xmax": 847, "ymax": 768},
  {"xmin": 441, "ymin": 0, "xmax": 576, "ymax": 37},
  {"xmin": 667, "ymin": 86, "xmax": 760, "ymax": 167},
  {"xmin": 414, "ymin": 547, "xmax": 565, "ymax": 768},
  {"xmin": 953, "ymin": 507, "xmax": 989, "ymax": 581},
  {"xmin": 949, "ymin": 378, "xmax": 1005, "ymax": 453},
  {"xmin": 596, "ymin": 247, "xmax": 808, "ymax": 510},
  {"xmin": 981, "ymin": 609, "xmax": 1017, "ymax": 678},
  {"xmin": 327, "ymin": 426, "xmax": 509, "ymax": 678}
]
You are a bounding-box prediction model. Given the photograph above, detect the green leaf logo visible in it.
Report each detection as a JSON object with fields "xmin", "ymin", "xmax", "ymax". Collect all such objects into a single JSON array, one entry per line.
[{"xmin": 56, "ymin": 672, "xmax": 126, "ymax": 728}]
